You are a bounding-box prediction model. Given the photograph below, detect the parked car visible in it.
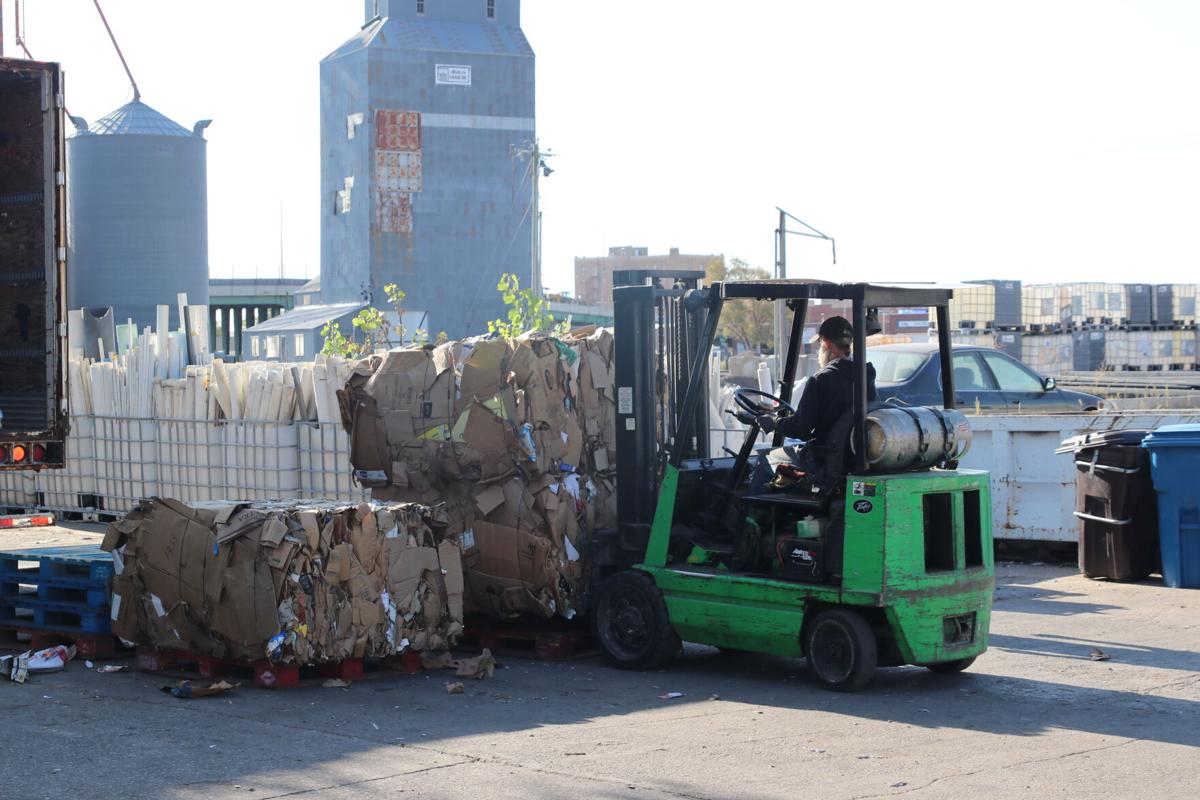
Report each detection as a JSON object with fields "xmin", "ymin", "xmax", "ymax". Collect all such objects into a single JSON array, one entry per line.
[{"xmin": 868, "ymin": 343, "xmax": 1103, "ymax": 413}]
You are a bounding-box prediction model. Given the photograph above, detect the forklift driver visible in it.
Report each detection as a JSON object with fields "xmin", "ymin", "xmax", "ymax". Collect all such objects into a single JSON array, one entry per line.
[{"xmin": 755, "ymin": 315, "xmax": 877, "ymax": 447}]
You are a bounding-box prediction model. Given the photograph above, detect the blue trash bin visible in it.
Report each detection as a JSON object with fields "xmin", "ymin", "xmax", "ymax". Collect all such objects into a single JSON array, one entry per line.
[{"xmin": 1142, "ymin": 424, "xmax": 1200, "ymax": 588}]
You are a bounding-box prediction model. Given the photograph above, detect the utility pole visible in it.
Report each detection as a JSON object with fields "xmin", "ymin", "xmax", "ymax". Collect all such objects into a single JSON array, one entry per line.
[
  {"xmin": 513, "ymin": 140, "xmax": 554, "ymax": 298},
  {"xmin": 773, "ymin": 208, "xmax": 836, "ymax": 375}
]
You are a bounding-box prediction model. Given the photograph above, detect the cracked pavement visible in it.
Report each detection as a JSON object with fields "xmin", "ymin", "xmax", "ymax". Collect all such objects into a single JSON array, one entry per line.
[{"xmin": 2, "ymin": 525, "xmax": 1198, "ymax": 799}]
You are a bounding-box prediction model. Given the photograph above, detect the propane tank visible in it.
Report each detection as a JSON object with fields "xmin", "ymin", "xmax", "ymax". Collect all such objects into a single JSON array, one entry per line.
[{"xmin": 862, "ymin": 407, "xmax": 972, "ymax": 471}]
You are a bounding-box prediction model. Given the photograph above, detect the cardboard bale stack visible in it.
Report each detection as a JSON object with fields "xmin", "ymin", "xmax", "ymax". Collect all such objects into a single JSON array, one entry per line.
[
  {"xmin": 103, "ymin": 498, "xmax": 463, "ymax": 663},
  {"xmin": 339, "ymin": 329, "xmax": 617, "ymax": 621}
]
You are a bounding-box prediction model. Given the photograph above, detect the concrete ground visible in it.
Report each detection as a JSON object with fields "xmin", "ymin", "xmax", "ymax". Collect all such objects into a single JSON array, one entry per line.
[{"xmin": 1, "ymin": 524, "xmax": 1197, "ymax": 800}]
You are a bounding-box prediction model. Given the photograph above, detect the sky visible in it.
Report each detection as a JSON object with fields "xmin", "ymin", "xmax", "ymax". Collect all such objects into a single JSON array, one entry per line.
[{"xmin": 8, "ymin": 0, "xmax": 1200, "ymax": 293}]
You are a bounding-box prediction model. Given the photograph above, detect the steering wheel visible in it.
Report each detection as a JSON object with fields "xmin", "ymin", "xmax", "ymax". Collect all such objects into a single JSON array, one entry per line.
[{"xmin": 733, "ymin": 388, "xmax": 796, "ymax": 418}]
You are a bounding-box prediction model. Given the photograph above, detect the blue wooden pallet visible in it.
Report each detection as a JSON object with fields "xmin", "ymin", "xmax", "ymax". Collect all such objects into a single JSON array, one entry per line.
[
  {"xmin": 0, "ymin": 597, "xmax": 111, "ymax": 634},
  {"xmin": 0, "ymin": 545, "xmax": 114, "ymax": 584},
  {"xmin": 0, "ymin": 579, "xmax": 109, "ymax": 606}
]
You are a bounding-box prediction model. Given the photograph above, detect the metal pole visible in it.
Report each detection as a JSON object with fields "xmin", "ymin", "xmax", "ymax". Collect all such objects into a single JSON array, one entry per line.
[
  {"xmin": 937, "ymin": 305, "xmax": 955, "ymax": 409},
  {"xmin": 531, "ymin": 143, "xmax": 540, "ymax": 297},
  {"xmin": 852, "ymin": 294, "xmax": 868, "ymax": 473},
  {"xmin": 91, "ymin": 0, "xmax": 141, "ymax": 101},
  {"xmin": 773, "ymin": 298, "xmax": 807, "ymax": 447},
  {"xmin": 774, "ymin": 209, "xmax": 787, "ymax": 371},
  {"xmin": 1, "ymin": 0, "xmax": 6, "ymax": 58}
]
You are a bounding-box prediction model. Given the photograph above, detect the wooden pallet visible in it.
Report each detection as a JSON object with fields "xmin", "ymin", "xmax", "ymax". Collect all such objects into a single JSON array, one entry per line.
[
  {"xmin": 135, "ymin": 647, "xmax": 425, "ymax": 690},
  {"xmin": 459, "ymin": 617, "xmax": 598, "ymax": 661},
  {"xmin": 0, "ymin": 545, "xmax": 114, "ymax": 642},
  {"xmin": 0, "ymin": 544, "xmax": 115, "ymax": 584}
]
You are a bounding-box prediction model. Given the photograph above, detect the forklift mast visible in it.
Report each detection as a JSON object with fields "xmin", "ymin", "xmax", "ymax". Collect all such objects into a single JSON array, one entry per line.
[{"xmin": 612, "ymin": 270, "xmax": 710, "ymax": 554}]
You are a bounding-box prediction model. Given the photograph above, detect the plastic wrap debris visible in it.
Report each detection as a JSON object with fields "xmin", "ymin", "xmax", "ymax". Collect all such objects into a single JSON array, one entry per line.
[
  {"xmin": 1, "ymin": 653, "xmax": 31, "ymax": 683},
  {"xmin": 445, "ymin": 681, "xmax": 465, "ymax": 694},
  {"xmin": 162, "ymin": 680, "xmax": 239, "ymax": 699},
  {"xmin": 101, "ymin": 498, "xmax": 464, "ymax": 664},
  {"xmin": 339, "ymin": 330, "xmax": 617, "ymax": 620},
  {"xmin": 28, "ymin": 645, "xmax": 75, "ymax": 674},
  {"xmin": 96, "ymin": 665, "xmax": 128, "ymax": 674}
]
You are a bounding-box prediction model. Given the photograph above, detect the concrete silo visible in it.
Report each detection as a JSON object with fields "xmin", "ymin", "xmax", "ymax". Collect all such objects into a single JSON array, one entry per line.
[{"xmin": 66, "ymin": 98, "xmax": 210, "ymax": 330}]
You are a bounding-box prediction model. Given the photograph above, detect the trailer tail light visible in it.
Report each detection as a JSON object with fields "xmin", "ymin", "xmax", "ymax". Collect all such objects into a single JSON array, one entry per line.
[
  {"xmin": 31, "ymin": 443, "xmax": 46, "ymax": 462},
  {"xmin": 0, "ymin": 445, "xmax": 7, "ymax": 462},
  {"xmin": 10, "ymin": 444, "xmax": 27, "ymax": 463},
  {"xmin": 0, "ymin": 514, "xmax": 55, "ymax": 528}
]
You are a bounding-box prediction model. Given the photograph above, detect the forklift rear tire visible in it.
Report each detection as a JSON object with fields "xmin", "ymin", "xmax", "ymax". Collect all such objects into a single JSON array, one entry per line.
[
  {"xmin": 804, "ymin": 609, "xmax": 877, "ymax": 692},
  {"xmin": 925, "ymin": 656, "xmax": 976, "ymax": 674},
  {"xmin": 594, "ymin": 570, "xmax": 681, "ymax": 670}
]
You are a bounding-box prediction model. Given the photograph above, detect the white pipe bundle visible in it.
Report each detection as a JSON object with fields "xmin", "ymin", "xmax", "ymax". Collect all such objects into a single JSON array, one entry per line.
[{"xmin": 38, "ymin": 304, "xmax": 370, "ymax": 511}]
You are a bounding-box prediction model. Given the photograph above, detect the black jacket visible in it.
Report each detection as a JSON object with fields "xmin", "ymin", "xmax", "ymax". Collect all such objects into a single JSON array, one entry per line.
[{"xmin": 775, "ymin": 356, "xmax": 877, "ymax": 445}]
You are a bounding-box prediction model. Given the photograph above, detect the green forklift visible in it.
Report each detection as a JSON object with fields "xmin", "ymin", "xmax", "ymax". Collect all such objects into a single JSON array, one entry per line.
[{"xmin": 592, "ymin": 276, "xmax": 993, "ymax": 691}]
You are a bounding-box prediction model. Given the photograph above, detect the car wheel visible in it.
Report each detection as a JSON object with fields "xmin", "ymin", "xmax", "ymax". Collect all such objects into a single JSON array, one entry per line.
[
  {"xmin": 804, "ymin": 608, "xmax": 877, "ymax": 692},
  {"xmin": 593, "ymin": 570, "xmax": 681, "ymax": 670}
]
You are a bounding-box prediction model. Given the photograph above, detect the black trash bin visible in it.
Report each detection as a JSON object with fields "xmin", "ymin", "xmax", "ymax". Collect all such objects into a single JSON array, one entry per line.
[{"xmin": 1056, "ymin": 430, "xmax": 1159, "ymax": 581}]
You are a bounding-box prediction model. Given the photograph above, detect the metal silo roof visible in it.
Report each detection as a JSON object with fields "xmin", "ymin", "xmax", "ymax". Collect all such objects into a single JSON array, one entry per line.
[{"xmin": 84, "ymin": 99, "xmax": 191, "ymax": 136}]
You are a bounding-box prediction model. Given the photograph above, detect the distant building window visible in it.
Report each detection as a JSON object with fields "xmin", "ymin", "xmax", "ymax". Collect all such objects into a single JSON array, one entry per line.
[
  {"xmin": 251, "ymin": 336, "xmax": 261, "ymax": 357},
  {"xmin": 487, "ymin": 0, "xmax": 495, "ymax": 19},
  {"xmin": 294, "ymin": 334, "xmax": 306, "ymax": 358},
  {"xmin": 266, "ymin": 335, "xmax": 281, "ymax": 360},
  {"xmin": 416, "ymin": 0, "xmax": 425, "ymax": 13}
]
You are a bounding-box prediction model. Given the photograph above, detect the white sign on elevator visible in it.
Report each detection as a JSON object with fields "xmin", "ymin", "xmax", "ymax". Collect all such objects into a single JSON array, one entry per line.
[{"xmin": 435, "ymin": 64, "xmax": 471, "ymax": 86}]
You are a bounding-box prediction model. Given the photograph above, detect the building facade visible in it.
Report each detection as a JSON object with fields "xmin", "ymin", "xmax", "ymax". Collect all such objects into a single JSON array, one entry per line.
[
  {"xmin": 574, "ymin": 246, "xmax": 721, "ymax": 309},
  {"xmin": 318, "ymin": 0, "xmax": 535, "ymax": 339}
]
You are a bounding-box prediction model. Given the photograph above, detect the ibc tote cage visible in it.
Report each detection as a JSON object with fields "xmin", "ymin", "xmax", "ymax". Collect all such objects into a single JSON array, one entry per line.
[{"xmin": 24, "ymin": 416, "xmax": 367, "ymax": 517}]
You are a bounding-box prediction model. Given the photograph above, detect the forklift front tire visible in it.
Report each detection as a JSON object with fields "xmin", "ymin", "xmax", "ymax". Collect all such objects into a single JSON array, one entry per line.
[
  {"xmin": 804, "ymin": 609, "xmax": 878, "ymax": 692},
  {"xmin": 594, "ymin": 570, "xmax": 681, "ymax": 670}
]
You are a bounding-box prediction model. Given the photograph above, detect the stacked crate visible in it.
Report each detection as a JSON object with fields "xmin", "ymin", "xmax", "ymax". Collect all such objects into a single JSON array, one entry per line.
[
  {"xmin": 1102, "ymin": 330, "xmax": 1187, "ymax": 371},
  {"xmin": 1072, "ymin": 329, "xmax": 1107, "ymax": 371},
  {"xmin": 1126, "ymin": 284, "xmax": 1154, "ymax": 326},
  {"xmin": 1154, "ymin": 284, "xmax": 1197, "ymax": 328},
  {"xmin": 1021, "ymin": 284, "xmax": 1070, "ymax": 330},
  {"xmin": 941, "ymin": 280, "xmax": 1022, "ymax": 330},
  {"xmin": 1020, "ymin": 333, "xmax": 1073, "ymax": 374}
]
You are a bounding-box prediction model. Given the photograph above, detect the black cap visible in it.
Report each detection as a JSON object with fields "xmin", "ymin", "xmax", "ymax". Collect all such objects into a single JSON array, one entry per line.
[{"xmin": 810, "ymin": 315, "xmax": 853, "ymax": 345}]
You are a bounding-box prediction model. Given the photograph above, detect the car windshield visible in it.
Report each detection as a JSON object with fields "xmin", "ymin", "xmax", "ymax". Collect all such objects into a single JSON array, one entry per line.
[{"xmin": 869, "ymin": 350, "xmax": 929, "ymax": 384}]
